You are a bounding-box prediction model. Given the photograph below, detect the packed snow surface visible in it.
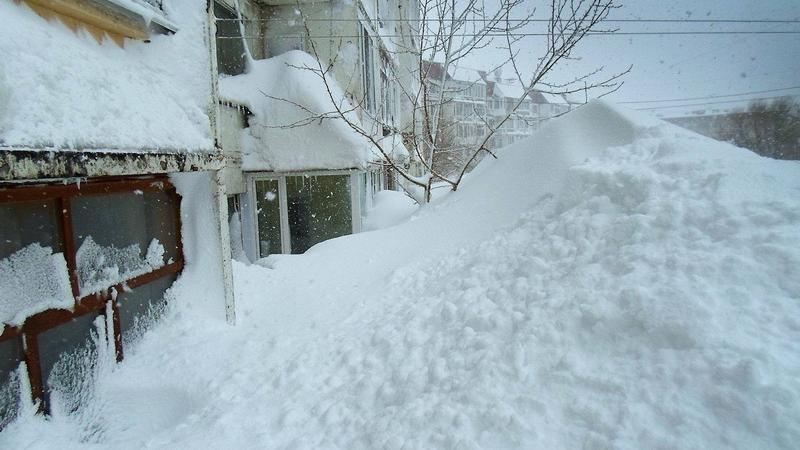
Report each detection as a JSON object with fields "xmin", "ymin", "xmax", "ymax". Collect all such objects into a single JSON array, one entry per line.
[
  {"xmin": 3, "ymin": 101, "xmax": 800, "ymax": 448},
  {"xmin": 75, "ymin": 237, "xmax": 166, "ymax": 296},
  {"xmin": 219, "ymin": 51, "xmax": 374, "ymax": 172},
  {"xmin": 0, "ymin": 244, "xmax": 73, "ymax": 326},
  {"xmin": 0, "ymin": 0, "xmax": 212, "ymax": 151}
]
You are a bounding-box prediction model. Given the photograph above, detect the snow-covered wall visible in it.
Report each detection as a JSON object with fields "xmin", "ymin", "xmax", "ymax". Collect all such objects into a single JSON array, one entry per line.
[
  {"xmin": 219, "ymin": 51, "xmax": 374, "ymax": 172},
  {"xmin": 0, "ymin": 0, "xmax": 214, "ymax": 152},
  {"xmin": 169, "ymin": 171, "xmax": 228, "ymax": 320}
]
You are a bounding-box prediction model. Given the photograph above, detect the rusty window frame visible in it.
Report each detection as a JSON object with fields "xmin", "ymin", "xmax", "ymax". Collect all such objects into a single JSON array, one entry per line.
[{"xmin": 0, "ymin": 175, "xmax": 184, "ymax": 413}]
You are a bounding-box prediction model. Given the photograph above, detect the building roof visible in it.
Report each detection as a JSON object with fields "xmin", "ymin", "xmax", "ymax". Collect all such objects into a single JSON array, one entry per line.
[{"xmin": 423, "ymin": 61, "xmax": 452, "ymax": 82}]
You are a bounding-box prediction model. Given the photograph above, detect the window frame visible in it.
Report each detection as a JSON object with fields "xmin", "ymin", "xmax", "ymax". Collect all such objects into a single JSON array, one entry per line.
[
  {"xmin": 359, "ymin": 24, "xmax": 376, "ymax": 114},
  {"xmin": 0, "ymin": 176, "xmax": 183, "ymax": 413},
  {"xmin": 246, "ymin": 170, "xmax": 364, "ymax": 258}
]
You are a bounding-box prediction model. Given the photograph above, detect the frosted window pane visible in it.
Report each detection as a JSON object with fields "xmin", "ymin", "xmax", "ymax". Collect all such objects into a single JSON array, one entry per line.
[
  {"xmin": 75, "ymin": 237, "xmax": 166, "ymax": 296},
  {"xmin": 143, "ymin": 190, "xmax": 180, "ymax": 263},
  {"xmin": 39, "ymin": 313, "xmax": 98, "ymax": 410},
  {"xmin": 286, "ymin": 175, "xmax": 352, "ymax": 254},
  {"xmin": 0, "ymin": 244, "xmax": 73, "ymax": 325},
  {"xmin": 72, "ymin": 190, "xmax": 178, "ymax": 295},
  {"xmin": 0, "ymin": 338, "xmax": 21, "ymax": 429},
  {"xmin": 255, "ymin": 179, "xmax": 282, "ymax": 257},
  {"xmin": 0, "ymin": 200, "xmax": 62, "ymax": 260},
  {"xmin": 118, "ymin": 273, "xmax": 178, "ymax": 346}
]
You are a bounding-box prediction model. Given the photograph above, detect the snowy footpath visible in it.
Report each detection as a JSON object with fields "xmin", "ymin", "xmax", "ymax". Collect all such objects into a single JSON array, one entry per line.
[{"xmin": 3, "ymin": 101, "xmax": 800, "ymax": 449}]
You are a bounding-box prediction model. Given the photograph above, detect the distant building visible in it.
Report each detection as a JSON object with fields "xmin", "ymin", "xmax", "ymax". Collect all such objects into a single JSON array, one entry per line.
[{"xmin": 421, "ymin": 62, "xmax": 575, "ymax": 173}]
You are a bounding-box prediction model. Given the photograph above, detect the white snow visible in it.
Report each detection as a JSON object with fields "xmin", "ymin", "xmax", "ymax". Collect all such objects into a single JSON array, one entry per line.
[
  {"xmin": 363, "ymin": 190, "xmax": 418, "ymax": 231},
  {"xmin": 0, "ymin": 244, "xmax": 73, "ymax": 326},
  {"xmin": 373, "ymin": 133, "xmax": 410, "ymax": 164},
  {"xmin": 3, "ymin": 100, "xmax": 800, "ymax": 448},
  {"xmin": 0, "ymin": 0, "xmax": 213, "ymax": 151},
  {"xmin": 75, "ymin": 237, "xmax": 166, "ymax": 296},
  {"xmin": 219, "ymin": 51, "xmax": 375, "ymax": 172}
]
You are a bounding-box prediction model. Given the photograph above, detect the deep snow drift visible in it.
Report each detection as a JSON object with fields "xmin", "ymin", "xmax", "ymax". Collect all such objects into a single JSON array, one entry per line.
[{"xmin": 2, "ymin": 101, "xmax": 799, "ymax": 449}]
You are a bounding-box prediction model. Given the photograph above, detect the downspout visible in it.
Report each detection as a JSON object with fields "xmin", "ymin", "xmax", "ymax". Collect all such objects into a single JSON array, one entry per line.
[{"xmin": 208, "ymin": 0, "xmax": 237, "ymax": 325}]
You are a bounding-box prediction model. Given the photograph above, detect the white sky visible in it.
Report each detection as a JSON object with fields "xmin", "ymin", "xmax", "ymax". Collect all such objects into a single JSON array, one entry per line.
[{"xmin": 460, "ymin": 0, "xmax": 800, "ymax": 116}]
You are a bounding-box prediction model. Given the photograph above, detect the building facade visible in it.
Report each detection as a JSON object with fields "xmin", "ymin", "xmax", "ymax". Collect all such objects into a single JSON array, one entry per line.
[
  {"xmin": 422, "ymin": 63, "xmax": 575, "ymax": 172},
  {"xmin": 0, "ymin": 0, "xmax": 236, "ymax": 424},
  {"xmin": 212, "ymin": 0, "xmax": 420, "ymax": 262}
]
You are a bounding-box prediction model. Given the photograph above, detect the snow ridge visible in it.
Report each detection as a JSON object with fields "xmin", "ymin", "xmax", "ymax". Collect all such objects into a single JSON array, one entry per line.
[
  {"xmin": 3, "ymin": 102, "xmax": 799, "ymax": 449},
  {"xmin": 241, "ymin": 129, "xmax": 800, "ymax": 448}
]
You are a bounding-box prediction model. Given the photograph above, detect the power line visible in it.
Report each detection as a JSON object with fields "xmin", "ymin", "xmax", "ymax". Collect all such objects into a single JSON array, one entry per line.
[
  {"xmin": 215, "ymin": 18, "xmax": 800, "ymax": 24},
  {"xmin": 635, "ymin": 94, "xmax": 798, "ymax": 110},
  {"xmin": 219, "ymin": 30, "xmax": 800, "ymax": 39},
  {"xmin": 621, "ymin": 86, "xmax": 800, "ymax": 104}
]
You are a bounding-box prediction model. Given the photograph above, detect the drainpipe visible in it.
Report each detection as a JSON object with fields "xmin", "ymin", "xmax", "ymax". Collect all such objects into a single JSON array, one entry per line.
[{"xmin": 208, "ymin": 0, "xmax": 237, "ymax": 325}]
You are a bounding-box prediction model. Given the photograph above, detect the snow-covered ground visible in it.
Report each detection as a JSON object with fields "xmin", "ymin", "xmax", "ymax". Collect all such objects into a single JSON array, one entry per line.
[{"xmin": 3, "ymin": 101, "xmax": 800, "ymax": 448}]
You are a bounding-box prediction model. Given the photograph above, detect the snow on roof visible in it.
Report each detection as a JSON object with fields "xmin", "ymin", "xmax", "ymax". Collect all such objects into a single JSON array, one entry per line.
[
  {"xmin": 539, "ymin": 91, "xmax": 567, "ymax": 104},
  {"xmin": 0, "ymin": 0, "xmax": 213, "ymax": 152},
  {"xmin": 491, "ymin": 81, "xmax": 571, "ymax": 104},
  {"xmin": 449, "ymin": 66, "xmax": 485, "ymax": 85},
  {"xmin": 494, "ymin": 82, "xmax": 526, "ymax": 99},
  {"xmin": 219, "ymin": 51, "xmax": 375, "ymax": 172},
  {"xmin": 374, "ymin": 134, "xmax": 410, "ymax": 163}
]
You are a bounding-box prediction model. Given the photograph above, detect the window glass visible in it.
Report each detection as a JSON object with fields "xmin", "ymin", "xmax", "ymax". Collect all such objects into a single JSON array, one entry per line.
[
  {"xmin": 361, "ymin": 26, "xmax": 374, "ymax": 112},
  {"xmin": 39, "ymin": 312, "xmax": 100, "ymax": 411},
  {"xmin": 214, "ymin": 2, "xmax": 246, "ymax": 76},
  {"xmin": 371, "ymin": 170, "xmax": 382, "ymax": 194},
  {"xmin": 72, "ymin": 190, "xmax": 176, "ymax": 295},
  {"xmin": 286, "ymin": 175, "xmax": 352, "ymax": 254},
  {"xmin": 358, "ymin": 173, "xmax": 368, "ymax": 220},
  {"xmin": 254, "ymin": 179, "xmax": 282, "ymax": 257},
  {"xmin": 0, "ymin": 337, "xmax": 21, "ymax": 429},
  {"xmin": 0, "ymin": 243, "xmax": 73, "ymax": 325},
  {"xmin": 143, "ymin": 190, "xmax": 180, "ymax": 263},
  {"xmin": 117, "ymin": 273, "xmax": 178, "ymax": 347},
  {"xmin": 0, "ymin": 200, "xmax": 62, "ymax": 260}
]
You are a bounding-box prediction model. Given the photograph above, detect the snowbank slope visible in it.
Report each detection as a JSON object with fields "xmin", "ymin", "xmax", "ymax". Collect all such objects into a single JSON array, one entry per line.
[{"xmin": 4, "ymin": 101, "xmax": 799, "ymax": 449}]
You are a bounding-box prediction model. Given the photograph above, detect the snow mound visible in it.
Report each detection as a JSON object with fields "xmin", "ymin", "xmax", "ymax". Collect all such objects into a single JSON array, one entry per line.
[
  {"xmin": 219, "ymin": 51, "xmax": 374, "ymax": 171},
  {"xmin": 363, "ymin": 190, "xmax": 418, "ymax": 231},
  {"xmin": 4, "ymin": 101, "xmax": 799, "ymax": 449},
  {"xmin": 0, "ymin": 0, "xmax": 213, "ymax": 151}
]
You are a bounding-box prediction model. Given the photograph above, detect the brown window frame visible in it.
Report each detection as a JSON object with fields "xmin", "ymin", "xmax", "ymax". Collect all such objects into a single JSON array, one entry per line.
[{"xmin": 0, "ymin": 175, "xmax": 184, "ymax": 413}]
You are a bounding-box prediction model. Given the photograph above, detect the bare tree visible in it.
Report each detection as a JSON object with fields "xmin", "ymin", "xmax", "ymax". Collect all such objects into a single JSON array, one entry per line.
[
  {"xmin": 274, "ymin": 0, "xmax": 628, "ymax": 203},
  {"xmin": 712, "ymin": 97, "xmax": 800, "ymax": 160}
]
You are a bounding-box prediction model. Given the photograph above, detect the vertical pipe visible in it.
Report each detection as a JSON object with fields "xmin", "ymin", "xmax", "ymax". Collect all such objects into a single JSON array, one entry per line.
[{"xmin": 215, "ymin": 171, "xmax": 237, "ymax": 325}]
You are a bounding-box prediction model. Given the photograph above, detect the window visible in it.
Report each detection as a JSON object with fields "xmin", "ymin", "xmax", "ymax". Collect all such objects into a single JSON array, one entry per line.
[
  {"xmin": 251, "ymin": 172, "xmax": 362, "ymax": 257},
  {"xmin": 270, "ymin": 34, "xmax": 306, "ymax": 56},
  {"xmin": 286, "ymin": 175, "xmax": 352, "ymax": 254},
  {"xmin": 0, "ymin": 177, "xmax": 182, "ymax": 418},
  {"xmin": 359, "ymin": 25, "xmax": 375, "ymax": 113},
  {"xmin": 380, "ymin": 54, "xmax": 397, "ymax": 128},
  {"xmin": 214, "ymin": 1, "xmax": 247, "ymax": 76}
]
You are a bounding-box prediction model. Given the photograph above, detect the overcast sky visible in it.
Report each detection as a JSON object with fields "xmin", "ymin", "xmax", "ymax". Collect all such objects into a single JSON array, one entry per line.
[{"xmin": 460, "ymin": 0, "xmax": 800, "ymax": 116}]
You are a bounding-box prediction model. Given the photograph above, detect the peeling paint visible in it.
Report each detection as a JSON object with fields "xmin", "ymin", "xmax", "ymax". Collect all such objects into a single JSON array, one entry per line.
[{"xmin": 0, "ymin": 148, "xmax": 226, "ymax": 181}]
